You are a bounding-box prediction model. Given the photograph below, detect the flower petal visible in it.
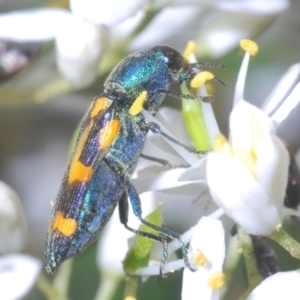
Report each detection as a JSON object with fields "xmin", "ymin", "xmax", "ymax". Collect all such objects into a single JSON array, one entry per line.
[
  {"xmin": 70, "ymin": 0, "xmax": 144, "ymax": 26},
  {"xmin": 0, "ymin": 254, "xmax": 41, "ymax": 300},
  {"xmin": 247, "ymin": 270, "xmax": 300, "ymax": 299},
  {"xmin": 182, "ymin": 216, "xmax": 225, "ymax": 300},
  {"xmin": 0, "ymin": 181, "xmax": 27, "ymax": 254},
  {"xmin": 207, "ymin": 151, "xmax": 281, "ymax": 235},
  {"xmin": 261, "ymin": 63, "xmax": 300, "ymax": 116},
  {"xmin": 229, "ymin": 100, "xmax": 289, "ymax": 221},
  {"xmin": 55, "ymin": 16, "xmax": 103, "ymax": 87},
  {"xmin": 214, "ymin": 0, "xmax": 289, "ymax": 14},
  {"xmin": 0, "ymin": 9, "xmax": 70, "ymax": 41}
]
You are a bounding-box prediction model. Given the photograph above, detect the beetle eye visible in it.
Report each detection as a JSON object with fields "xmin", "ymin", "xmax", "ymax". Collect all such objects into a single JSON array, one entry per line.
[{"xmin": 152, "ymin": 45, "xmax": 186, "ymax": 72}]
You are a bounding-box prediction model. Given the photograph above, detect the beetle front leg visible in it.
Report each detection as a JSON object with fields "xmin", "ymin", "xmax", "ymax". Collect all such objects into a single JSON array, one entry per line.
[{"xmin": 146, "ymin": 122, "xmax": 207, "ymax": 156}]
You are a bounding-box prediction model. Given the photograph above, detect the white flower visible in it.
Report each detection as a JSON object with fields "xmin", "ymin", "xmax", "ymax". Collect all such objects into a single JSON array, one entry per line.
[
  {"xmin": 182, "ymin": 216, "xmax": 225, "ymax": 300},
  {"xmin": 0, "ymin": 181, "xmax": 27, "ymax": 254},
  {"xmin": 70, "ymin": 0, "xmax": 144, "ymax": 26},
  {"xmin": 55, "ymin": 15, "xmax": 103, "ymax": 87},
  {"xmin": 0, "ymin": 8, "xmax": 103, "ymax": 87},
  {"xmin": 247, "ymin": 270, "xmax": 300, "ymax": 300},
  {"xmin": 0, "ymin": 254, "xmax": 41, "ymax": 300},
  {"xmin": 206, "ymin": 100, "xmax": 289, "ymax": 235},
  {"xmin": 128, "ymin": 0, "xmax": 289, "ymax": 57}
]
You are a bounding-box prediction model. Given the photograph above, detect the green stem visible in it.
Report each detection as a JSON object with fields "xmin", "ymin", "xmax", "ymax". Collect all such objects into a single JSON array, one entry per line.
[
  {"xmin": 36, "ymin": 274, "xmax": 58, "ymax": 300},
  {"xmin": 52, "ymin": 258, "xmax": 73, "ymax": 300},
  {"xmin": 93, "ymin": 271, "xmax": 123, "ymax": 300},
  {"xmin": 237, "ymin": 228, "xmax": 263, "ymax": 300},
  {"xmin": 124, "ymin": 275, "xmax": 139, "ymax": 300},
  {"xmin": 181, "ymin": 85, "xmax": 212, "ymax": 151}
]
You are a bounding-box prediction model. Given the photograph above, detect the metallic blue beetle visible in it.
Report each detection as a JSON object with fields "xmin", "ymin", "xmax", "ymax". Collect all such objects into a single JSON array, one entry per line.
[{"xmin": 44, "ymin": 45, "xmax": 222, "ymax": 275}]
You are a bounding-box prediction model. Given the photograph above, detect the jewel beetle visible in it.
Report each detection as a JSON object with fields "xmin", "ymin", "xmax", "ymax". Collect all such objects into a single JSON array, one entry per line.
[{"xmin": 44, "ymin": 45, "xmax": 223, "ymax": 275}]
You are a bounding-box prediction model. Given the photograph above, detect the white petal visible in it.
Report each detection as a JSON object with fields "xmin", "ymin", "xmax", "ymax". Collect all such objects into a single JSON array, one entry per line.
[
  {"xmin": 214, "ymin": 0, "xmax": 289, "ymax": 14},
  {"xmin": 55, "ymin": 16, "xmax": 103, "ymax": 87},
  {"xmin": 189, "ymin": 217, "xmax": 225, "ymax": 271},
  {"xmin": 132, "ymin": 167, "xmax": 205, "ymax": 194},
  {"xmin": 261, "ymin": 63, "xmax": 300, "ymax": 116},
  {"xmin": 0, "ymin": 181, "xmax": 27, "ymax": 254},
  {"xmin": 230, "ymin": 100, "xmax": 275, "ymax": 150},
  {"xmin": 230, "ymin": 100, "xmax": 289, "ymax": 219},
  {"xmin": 70, "ymin": 0, "xmax": 144, "ymax": 26},
  {"xmin": 129, "ymin": 6, "xmax": 202, "ymax": 51},
  {"xmin": 182, "ymin": 217, "xmax": 225, "ymax": 300},
  {"xmin": 255, "ymin": 136, "xmax": 288, "ymax": 216},
  {"xmin": 196, "ymin": 12, "xmax": 275, "ymax": 58},
  {"xmin": 271, "ymin": 83, "xmax": 300, "ymax": 126},
  {"xmin": 247, "ymin": 271, "xmax": 300, "ymax": 300},
  {"xmin": 207, "ymin": 152, "xmax": 281, "ymax": 235},
  {"xmin": 142, "ymin": 110, "xmax": 199, "ymax": 165},
  {"xmin": 0, "ymin": 9, "xmax": 70, "ymax": 41},
  {"xmin": 0, "ymin": 254, "xmax": 41, "ymax": 300}
]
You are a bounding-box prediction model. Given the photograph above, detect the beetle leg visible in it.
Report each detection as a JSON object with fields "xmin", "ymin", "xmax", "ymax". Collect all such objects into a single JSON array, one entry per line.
[
  {"xmin": 126, "ymin": 181, "xmax": 197, "ymax": 273},
  {"xmin": 157, "ymin": 89, "xmax": 213, "ymax": 103},
  {"xmin": 118, "ymin": 192, "xmax": 168, "ymax": 277},
  {"xmin": 146, "ymin": 122, "xmax": 207, "ymax": 156},
  {"xmin": 140, "ymin": 153, "xmax": 190, "ymax": 169}
]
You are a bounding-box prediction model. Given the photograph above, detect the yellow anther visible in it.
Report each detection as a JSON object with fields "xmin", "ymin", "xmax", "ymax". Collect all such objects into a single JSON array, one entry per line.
[
  {"xmin": 191, "ymin": 71, "xmax": 215, "ymax": 88},
  {"xmin": 183, "ymin": 40, "xmax": 196, "ymax": 63},
  {"xmin": 276, "ymin": 223, "xmax": 282, "ymax": 231},
  {"xmin": 129, "ymin": 91, "xmax": 147, "ymax": 116},
  {"xmin": 240, "ymin": 39, "xmax": 259, "ymax": 56},
  {"xmin": 124, "ymin": 297, "xmax": 136, "ymax": 300},
  {"xmin": 207, "ymin": 272, "xmax": 226, "ymax": 289},
  {"xmin": 194, "ymin": 249, "xmax": 208, "ymax": 267}
]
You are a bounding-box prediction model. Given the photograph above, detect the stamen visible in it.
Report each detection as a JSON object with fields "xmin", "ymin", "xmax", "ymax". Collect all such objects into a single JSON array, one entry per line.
[
  {"xmin": 183, "ymin": 40, "xmax": 196, "ymax": 63},
  {"xmin": 240, "ymin": 39, "xmax": 259, "ymax": 56},
  {"xmin": 214, "ymin": 134, "xmax": 232, "ymax": 156},
  {"xmin": 207, "ymin": 272, "xmax": 226, "ymax": 289},
  {"xmin": 129, "ymin": 91, "xmax": 147, "ymax": 115},
  {"xmin": 124, "ymin": 297, "xmax": 136, "ymax": 300},
  {"xmin": 194, "ymin": 249, "xmax": 208, "ymax": 267},
  {"xmin": 191, "ymin": 71, "xmax": 215, "ymax": 88}
]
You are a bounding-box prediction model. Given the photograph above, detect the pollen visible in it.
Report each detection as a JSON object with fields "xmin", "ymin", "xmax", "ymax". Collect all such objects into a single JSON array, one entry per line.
[
  {"xmin": 129, "ymin": 91, "xmax": 147, "ymax": 116},
  {"xmin": 207, "ymin": 272, "xmax": 226, "ymax": 289},
  {"xmin": 183, "ymin": 40, "xmax": 196, "ymax": 63},
  {"xmin": 53, "ymin": 211, "xmax": 77, "ymax": 236},
  {"xmin": 240, "ymin": 39, "xmax": 259, "ymax": 56},
  {"xmin": 191, "ymin": 71, "xmax": 215, "ymax": 88},
  {"xmin": 99, "ymin": 119, "xmax": 120, "ymax": 149},
  {"xmin": 194, "ymin": 249, "xmax": 208, "ymax": 267}
]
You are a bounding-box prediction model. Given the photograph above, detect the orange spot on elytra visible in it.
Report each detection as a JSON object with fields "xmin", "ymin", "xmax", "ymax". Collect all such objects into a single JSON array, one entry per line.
[
  {"xmin": 99, "ymin": 120, "xmax": 120, "ymax": 149},
  {"xmin": 68, "ymin": 121, "xmax": 93, "ymax": 183},
  {"xmin": 53, "ymin": 211, "xmax": 77, "ymax": 236},
  {"xmin": 91, "ymin": 97, "xmax": 108, "ymax": 118},
  {"xmin": 68, "ymin": 161, "xmax": 93, "ymax": 183}
]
